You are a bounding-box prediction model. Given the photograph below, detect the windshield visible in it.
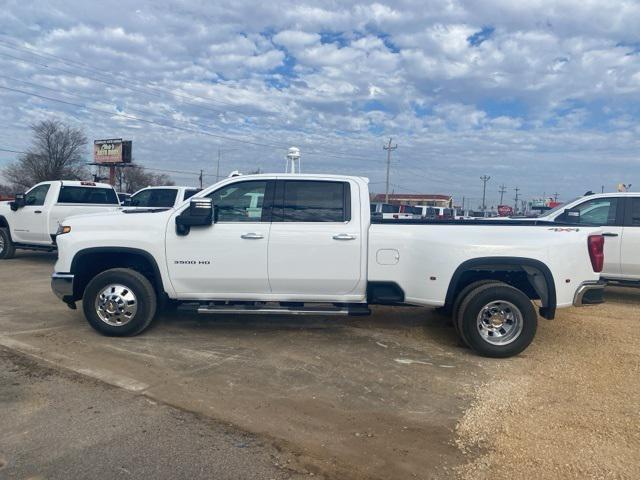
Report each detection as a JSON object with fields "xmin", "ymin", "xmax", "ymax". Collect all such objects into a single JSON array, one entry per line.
[
  {"xmin": 542, "ymin": 196, "xmax": 581, "ymax": 217},
  {"xmin": 130, "ymin": 188, "xmax": 178, "ymax": 208}
]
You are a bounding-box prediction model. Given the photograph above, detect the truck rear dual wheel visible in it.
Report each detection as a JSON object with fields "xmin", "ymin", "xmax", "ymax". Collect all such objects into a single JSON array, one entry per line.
[
  {"xmin": 0, "ymin": 228, "xmax": 15, "ymax": 259},
  {"xmin": 83, "ymin": 268, "xmax": 157, "ymax": 336},
  {"xmin": 456, "ymin": 282, "xmax": 538, "ymax": 358}
]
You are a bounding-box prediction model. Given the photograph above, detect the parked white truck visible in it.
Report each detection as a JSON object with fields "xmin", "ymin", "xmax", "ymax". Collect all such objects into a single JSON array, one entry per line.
[
  {"xmin": 531, "ymin": 192, "xmax": 640, "ymax": 285},
  {"xmin": 0, "ymin": 180, "xmax": 119, "ymax": 259},
  {"xmin": 51, "ymin": 174, "xmax": 605, "ymax": 358}
]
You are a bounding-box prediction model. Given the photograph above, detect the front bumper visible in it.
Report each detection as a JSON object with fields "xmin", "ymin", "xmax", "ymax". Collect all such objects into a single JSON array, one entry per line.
[
  {"xmin": 573, "ymin": 281, "xmax": 606, "ymax": 307},
  {"xmin": 51, "ymin": 273, "xmax": 74, "ymax": 304}
]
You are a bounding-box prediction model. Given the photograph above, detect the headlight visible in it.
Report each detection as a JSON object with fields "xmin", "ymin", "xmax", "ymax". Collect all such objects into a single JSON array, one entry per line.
[{"xmin": 56, "ymin": 225, "xmax": 72, "ymax": 235}]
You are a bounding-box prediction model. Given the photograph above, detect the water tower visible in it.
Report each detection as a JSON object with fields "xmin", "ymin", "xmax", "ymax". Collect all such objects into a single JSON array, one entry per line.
[{"xmin": 286, "ymin": 146, "xmax": 301, "ymax": 173}]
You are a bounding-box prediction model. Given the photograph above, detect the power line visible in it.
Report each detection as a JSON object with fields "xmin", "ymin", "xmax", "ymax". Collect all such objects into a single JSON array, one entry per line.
[
  {"xmin": 0, "ymin": 146, "xmax": 27, "ymax": 154},
  {"xmin": 0, "ymin": 40, "xmax": 251, "ymax": 117},
  {"xmin": 0, "ymin": 84, "xmax": 373, "ymax": 162},
  {"xmin": 0, "ymin": 48, "xmax": 374, "ymax": 161}
]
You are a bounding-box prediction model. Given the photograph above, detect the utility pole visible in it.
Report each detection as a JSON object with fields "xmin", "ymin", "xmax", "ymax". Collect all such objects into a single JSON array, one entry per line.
[
  {"xmin": 216, "ymin": 148, "xmax": 221, "ymax": 181},
  {"xmin": 498, "ymin": 184, "xmax": 507, "ymax": 205},
  {"xmin": 480, "ymin": 175, "xmax": 491, "ymax": 212},
  {"xmin": 553, "ymin": 192, "xmax": 559, "ymax": 202},
  {"xmin": 199, "ymin": 169, "xmax": 203, "ymax": 189},
  {"xmin": 514, "ymin": 187, "xmax": 520, "ymax": 214},
  {"xmin": 383, "ymin": 138, "xmax": 397, "ymax": 203}
]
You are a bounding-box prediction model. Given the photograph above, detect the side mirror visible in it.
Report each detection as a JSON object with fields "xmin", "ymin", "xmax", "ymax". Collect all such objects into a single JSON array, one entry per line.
[
  {"xmin": 10, "ymin": 193, "xmax": 25, "ymax": 211},
  {"xmin": 563, "ymin": 208, "xmax": 581, "ymax": 224},
  {"xmin": 122, "ymin": 198, "xmax": 132, "ymax": 206},
  {"xmin": 175, "ymin": 197, "xmax": 214, "ymax": 235}
]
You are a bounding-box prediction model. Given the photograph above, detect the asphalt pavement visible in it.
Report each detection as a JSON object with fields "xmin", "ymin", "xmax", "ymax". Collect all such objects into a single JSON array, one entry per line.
[{"xmin": 0, "ymin": 346, "xmax": 308, "ymax": 479}]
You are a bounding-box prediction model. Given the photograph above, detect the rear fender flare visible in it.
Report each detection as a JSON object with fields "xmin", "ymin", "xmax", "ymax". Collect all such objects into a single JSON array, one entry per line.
[{"xmin": 444, "ymin": 257, "xmax": 557, "ymax": 319}]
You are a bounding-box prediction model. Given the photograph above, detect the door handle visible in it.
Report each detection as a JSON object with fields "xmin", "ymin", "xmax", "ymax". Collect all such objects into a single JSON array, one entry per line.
[
  {"xmin": 34, "ymin": 210, "xmax": 42, "ymax": 214},
  {"xmin": 602, "ymin": 232, "xmax": 619, "ymax": 237},
  {"xmin": 332, "ymin": 233, "xmax": 356, "ymax": 241},
  {"xmin": 241, "ymin": 232, "xmax": 264, "ymax": 239}
]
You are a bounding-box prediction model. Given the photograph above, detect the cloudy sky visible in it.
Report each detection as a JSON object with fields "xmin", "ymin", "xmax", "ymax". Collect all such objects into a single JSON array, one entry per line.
[{"xmin": 1, "ymin": 0, "xmax": 639, "ymax": 206}]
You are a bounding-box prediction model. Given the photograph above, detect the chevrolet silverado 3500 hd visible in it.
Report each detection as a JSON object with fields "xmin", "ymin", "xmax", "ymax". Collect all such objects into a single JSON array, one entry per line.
[{"xmin": 51, "ymin": 174, "xmax": 605, "ymax": 358}]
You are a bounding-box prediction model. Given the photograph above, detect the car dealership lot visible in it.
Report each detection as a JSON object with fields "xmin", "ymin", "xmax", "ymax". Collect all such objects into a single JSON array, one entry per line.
[{"xmin": 1, "ymin": 252, "xmax": 639, "ymax": 479}]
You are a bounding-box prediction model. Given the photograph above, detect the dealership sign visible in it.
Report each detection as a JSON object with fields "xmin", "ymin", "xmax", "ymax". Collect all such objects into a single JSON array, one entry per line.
[{"xmin": 93, "ymin": 139, "xmax": 132, "ymax": 164}]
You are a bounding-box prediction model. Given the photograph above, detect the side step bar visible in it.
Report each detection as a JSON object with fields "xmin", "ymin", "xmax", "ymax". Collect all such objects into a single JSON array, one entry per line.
[{"xmin": 191, "ymin": 302, "xmax": 370, "ymax": 316}]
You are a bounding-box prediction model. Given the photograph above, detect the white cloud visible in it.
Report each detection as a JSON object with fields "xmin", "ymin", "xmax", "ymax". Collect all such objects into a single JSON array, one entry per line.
[
  {"xmin": 272, "ymin": 30, "xmax": 320, "ymax": 49},
  {"xmin": 0, "ymin": 0, "xmax": 639, "ymax": 203}
]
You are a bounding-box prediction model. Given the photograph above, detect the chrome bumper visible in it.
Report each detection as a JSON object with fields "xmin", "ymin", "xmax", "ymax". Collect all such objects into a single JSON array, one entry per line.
[
  {"xmin": 573, "ymin": 281, "xmax": 605, "ymax": 307},
  {"xmin": 51, "ymin": 273, "xmax": 74, "ymax": 302}
]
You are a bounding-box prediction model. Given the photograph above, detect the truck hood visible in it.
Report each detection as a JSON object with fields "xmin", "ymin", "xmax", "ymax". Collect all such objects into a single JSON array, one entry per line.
[{"xmin": 62, "ymin": 208, "xmax": 174, "ymax": 231}]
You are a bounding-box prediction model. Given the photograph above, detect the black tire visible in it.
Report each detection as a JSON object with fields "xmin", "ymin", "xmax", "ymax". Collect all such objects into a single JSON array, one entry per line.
[
  {"xmin": 0, "ymin": 228, "xmax": 16, "ymax": 259},
  {"xmin": 83, "ymin": 268, "xmax": 157, "ymax": 336},
  {"xmin": 457, "ymin": 283, "xmax": 538, "ymax": 358},
  {"xmin": 453, "ymin": 280, "xmax": 504, "ymax": 340}
]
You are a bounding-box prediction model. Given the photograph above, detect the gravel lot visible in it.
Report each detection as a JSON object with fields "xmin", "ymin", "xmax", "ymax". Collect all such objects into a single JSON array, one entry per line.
[
  {"xmin": 0, "ymin": 251, "xmax": 638, "ymax": 479},
  {"xmin": 454, "ymin": 286, "xmax": 640, "ymax": 479}
]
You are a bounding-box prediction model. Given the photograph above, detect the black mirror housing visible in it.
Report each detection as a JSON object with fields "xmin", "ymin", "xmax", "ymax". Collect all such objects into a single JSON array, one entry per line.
[
  {"xmin": 176, "ymin": 197, "xmax": 213, "ymax": 235},
  {"xmin": 122, "ymin": 198, "xmax": 132, "ymax": 206},
  {"xmin": 10, "ymin": 193, "xmax": 25, "ymax": 211}
]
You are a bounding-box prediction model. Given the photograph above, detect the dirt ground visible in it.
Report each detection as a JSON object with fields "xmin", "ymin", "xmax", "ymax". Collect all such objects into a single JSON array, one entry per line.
[
  {"xmin": 454, "ymin": 286, "xmax": 640, "ymax": 479},
  {"xmin": 0, "ymin": 251, "xmax": 639, "ymax": 479}
]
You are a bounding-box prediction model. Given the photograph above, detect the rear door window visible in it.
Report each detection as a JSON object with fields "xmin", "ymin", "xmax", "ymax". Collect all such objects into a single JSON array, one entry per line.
[
  {"xmin": 381, "ymin": 204, "xmax": 397, "ymax": 214},
  {"xmin": 274, "ymin": 181, "xmax": 350, "ymax": 222},
  {"xmin": 57, "ymin": 186, "xmax": 118, "ymax": 205},
  {"xmin": 628, "ymin": 198, "xmax": 640, "ymax": 226}
]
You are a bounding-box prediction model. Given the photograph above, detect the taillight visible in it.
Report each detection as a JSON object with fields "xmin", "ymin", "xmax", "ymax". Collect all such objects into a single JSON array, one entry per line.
[{"xmin": 588, "ymin": 235, "xmax": 604, "ymax": 273}]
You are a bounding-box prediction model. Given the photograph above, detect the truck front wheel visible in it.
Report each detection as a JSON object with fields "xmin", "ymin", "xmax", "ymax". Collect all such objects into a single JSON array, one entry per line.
[
  {"xmin": 0, "ymin": 228, "xmax": 16, "ymax": 259},
  {"xmin": 457, "ymin": 283, "xmax": 537, "ymax": 358},
  {"xmin": 83, "ymin": 268, "xmax": 157, "ymax": 336}
]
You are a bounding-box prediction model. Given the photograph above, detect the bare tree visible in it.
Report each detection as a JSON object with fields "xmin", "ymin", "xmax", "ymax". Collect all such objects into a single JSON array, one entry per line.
[
  {"xmin": 3, "ymin": 119, "xmax": 89, "ymax": 189},
  {"xmin": 0, "ymin": 183, "xmax": 12, "ymax": 196},
  {"xmin": 114, "ymin": 165, "xmax": 175, "ymax": 193}
]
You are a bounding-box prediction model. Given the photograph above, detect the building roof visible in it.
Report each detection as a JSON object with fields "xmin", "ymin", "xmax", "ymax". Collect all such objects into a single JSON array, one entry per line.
[{"xmin": 371, "ymin": 193, "xmax": 452, "ymax": 201}]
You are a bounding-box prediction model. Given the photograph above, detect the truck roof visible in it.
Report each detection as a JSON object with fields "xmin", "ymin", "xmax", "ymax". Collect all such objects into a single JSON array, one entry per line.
[
  {"xmin": 578, "ymin": 192, "xmax": 638, "ymax": 198},
  {"xmin": 37, "ymin": 180, "xmax": 115, "ymax": 189},
  {"xmin": 210, "ymin": 173, "xmax": 370, "ymax": 183}
]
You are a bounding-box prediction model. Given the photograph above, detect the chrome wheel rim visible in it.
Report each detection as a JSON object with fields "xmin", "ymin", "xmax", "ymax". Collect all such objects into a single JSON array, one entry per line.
[
  {"xmin": 95, "ymin": 284, "xmax": 138, "ymax": 326},
  {"xmin": 0, "ymin": 234, "xmax": 4, "ymax": 254},
  {"xmin": 476, "ymin": 300, "xmax": 523, "ymax": 345}
]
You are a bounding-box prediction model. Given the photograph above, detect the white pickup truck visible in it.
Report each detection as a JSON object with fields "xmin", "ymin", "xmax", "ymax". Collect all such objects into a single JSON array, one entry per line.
[
  {"xmin": 0, "ymin": 180, "xmax": 119, "ymax": 259},
  {"xmin": 123, "ymin": 186, "xmax": 200, "ymax": 209},
  {"xmin": 51, "ymin": 174, "xmax": 605, "ymax": 358},
  {"xmin": 530, "ymin": 192, "xmax": 640, "ymax": 285}
]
